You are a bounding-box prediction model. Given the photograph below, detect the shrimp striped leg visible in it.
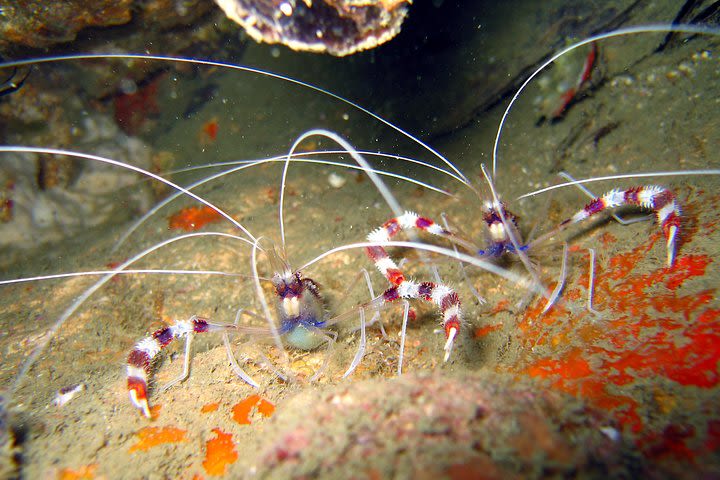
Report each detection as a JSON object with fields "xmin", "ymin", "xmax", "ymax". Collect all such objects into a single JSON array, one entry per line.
[
  {"xmin": 126, "ymin": 316, "xmax": 228, "ymax": 418},
  {"xmin": 368, "ymin": 211, "xmax": 477, "ymax": 253},
  {"xmin": 366, "ymin": 213, "xmax": 463, "ymax": 361},
  {"xmin": 370, "ymin": 212, "xmax": 452, "ymax": 242},
  {"xmin": 563, "ymin": 186, "xmax": 681, "ymax": 266}
]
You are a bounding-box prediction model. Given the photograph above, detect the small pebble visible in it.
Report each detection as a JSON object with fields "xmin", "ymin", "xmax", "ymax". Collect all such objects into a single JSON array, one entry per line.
[
  {"xmin": 328, "ymin": 172, "xmax": 346, "ymax": 188},
  {"xmin": 677, "ymin": 62, "xmax": 694, "ymax": 76}
]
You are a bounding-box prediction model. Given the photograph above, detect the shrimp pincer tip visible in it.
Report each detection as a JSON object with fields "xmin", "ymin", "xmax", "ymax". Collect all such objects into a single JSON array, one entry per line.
[
  {"xmin": 129, "ymin": 391, "xmax": 152, "ymax": 419},
  {"xmin": 443, "ymin": 327, "xmax": 458, "ymax": 362},
  {"xmin": 128, "ymin": 377, "xmax": 152, "ymax": 418}
]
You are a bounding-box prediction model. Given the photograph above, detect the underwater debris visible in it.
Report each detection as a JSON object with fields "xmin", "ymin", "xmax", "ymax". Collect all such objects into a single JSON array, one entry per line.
[
  {"xmin": 113, "ymin": 75, "xmax": 163, "ymax": 136},
  {"xmin": 535, "ymin": 42, "xmax": 601, "ymax": 124},
  {"xmin": 52, "ymin": 383, "xmax": 85, "ymax": 407},
  {"xmin": 0, "ymin": 180, "xmax": 13, "ymax": 223},
  {"xmin": 213, "ymin": 0, "xmax": 411, "ymax": 56},
  {"xmin": 199, "ymin": 117, "xmax": 220, "ymax": 143},
  {"xmin": 36, "ymin": 153, "xmax": 80, "ymax": 191}
]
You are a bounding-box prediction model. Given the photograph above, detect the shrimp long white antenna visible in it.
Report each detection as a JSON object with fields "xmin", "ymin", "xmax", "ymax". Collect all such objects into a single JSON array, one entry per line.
[
  {"xmin": 113, "ymin": 154, "xmax": 452, "ymax": 253},
  {"xmin": 9, "ymin": 231, "xmax": 252, "ymax": 397},
  {"xmin": 0, "ymin": 269, "xmax": 251, "ymax": 286},
  {"xmin": 280, "ymin": 128, "xmax": 407, "ymax": 249},
  {"xmin": 167, "ymin": 150, "xmax": 469, "ymax": 187},
  {"xmin": 517, "ymin": 169, "xmax": 720, "ymax": 200},
  {"xmin": 0, "ymin": 146, "xmax": 257, "ymax": 243},
  {"xmin": 0, "ymin": 53, "xmax": 470, "ymax": 185},
  {"xmin": 492, "ymin": 24, "xmax": 720, "ymax": 179},
  {"xmin": 299, "ymin": 240, "xmax": 545, "ymax": 296},
  {"xmin": 112, "ymin": 158, "xmax": 261, "ymax": 252}
]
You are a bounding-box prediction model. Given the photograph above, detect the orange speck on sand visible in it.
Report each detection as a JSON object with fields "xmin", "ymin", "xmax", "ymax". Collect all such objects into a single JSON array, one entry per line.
[
  {"xmin": 203, "ymin": 428, "xmax": 238, "ymax": 476},
  {"xmin": 58, "ymin": 464, "xmax": 97, "ymax": 480},
  {"xmin": 294, "ymin": 138, "xmax": 318, "ymax": 152},
  {"xmin": 169, "ymin": 205, "xmax": 223, "ymax": 231},
  {"xmin": 490, "ymin": 299, "xmax": 510, "ymax": 315},
  {"xmin": 474, "ymin": 323, "xmax": 502, "ymax": 338},
  {"xmin": 129, "ymin": 426, "xmax": 187, "ymax": 452},
  {"xmin": 200, "ymin": 118, "xmax": 219, "ymax": 142},
  {"xmin": 232, "ymin": 394, "xmax": 275, "ymax": 425},
  {"xmin": 106, "ymin": 260, "xmax": 127, "ymax": 283},
  {"xmin": 201, "ymin": 402, "xmax": 219, "ymax": 413},
  {"xmin": 599, "ymin": 232, "xmax": 617, "ymax": 246},
  {"xmin": 568, "ymin": 244, "xmax": 583, "ymax": 253},
  {"xmin": 149, "ymin": 404, "xmax": 162, "ymax": 419}
]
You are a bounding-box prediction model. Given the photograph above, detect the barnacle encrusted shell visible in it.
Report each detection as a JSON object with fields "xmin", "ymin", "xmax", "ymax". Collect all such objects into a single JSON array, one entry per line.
[{"xmin": 214, "ymin": 0, "xmax": 411, "ymax": 56}]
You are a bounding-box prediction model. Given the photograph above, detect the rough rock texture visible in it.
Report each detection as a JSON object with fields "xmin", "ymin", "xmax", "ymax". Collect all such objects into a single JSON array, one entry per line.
[
  {"xmin": 255, "ymin": 372, "xmax": 635, "ymax": 479},
  {"xmin": 0, "ymin": 0, "xmax": 409, "ymax": 58},
  {"xmin": 0, "ymin": 1, "xmax": 133, "ymax": 50},
  {"xmin": 0, "ymin": 0, "xmax": 218, "ymax": 54},
  {"xmin": 214, "ymin": 0, "xmax": 411, "ymax": 56}
]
